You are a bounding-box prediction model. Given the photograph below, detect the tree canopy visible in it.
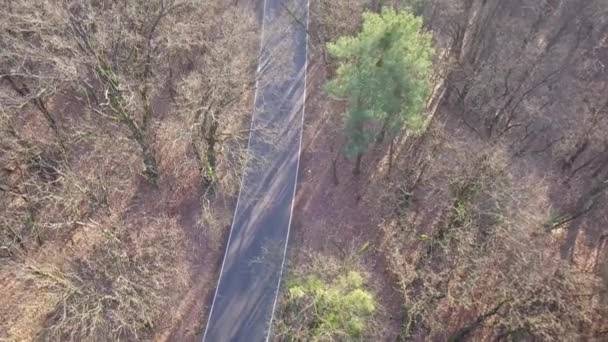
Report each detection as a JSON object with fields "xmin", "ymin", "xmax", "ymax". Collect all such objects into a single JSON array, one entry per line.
[
  {"xmin": 277, "ymin": 270, "xmax": 376, "ymax": 340},
  {"xmin": 325, "ymin": 8, "xmax": 433, "ymax": 166}
]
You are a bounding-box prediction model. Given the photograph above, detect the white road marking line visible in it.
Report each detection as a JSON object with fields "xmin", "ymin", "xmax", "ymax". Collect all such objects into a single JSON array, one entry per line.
[{"xmin": 265, "ymin": 0, "xmax": 310, "ymax": 340}]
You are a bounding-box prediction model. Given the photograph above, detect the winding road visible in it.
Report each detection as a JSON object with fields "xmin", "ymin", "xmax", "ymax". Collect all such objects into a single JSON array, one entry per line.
[{"xmin": 202, "ymin": 0, "xmax": 309, "ymax": 341}]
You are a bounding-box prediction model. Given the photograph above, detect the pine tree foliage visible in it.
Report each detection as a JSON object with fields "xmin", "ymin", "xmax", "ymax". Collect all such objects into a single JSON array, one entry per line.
[{"xmin": 326, "ymin": 8, "xmax": 434, "ymax": 160}]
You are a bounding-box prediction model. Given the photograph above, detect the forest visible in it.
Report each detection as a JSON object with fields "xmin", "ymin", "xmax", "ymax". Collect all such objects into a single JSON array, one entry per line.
[{"xmin": 1, "ymin": 0, "xmax": 607, "ymax": 341}]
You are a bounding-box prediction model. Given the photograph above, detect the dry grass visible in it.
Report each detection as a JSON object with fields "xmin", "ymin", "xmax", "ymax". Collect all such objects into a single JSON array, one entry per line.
[{"xmin": 6, "ymin": 216, "xmax": 188, "ymax": 342}]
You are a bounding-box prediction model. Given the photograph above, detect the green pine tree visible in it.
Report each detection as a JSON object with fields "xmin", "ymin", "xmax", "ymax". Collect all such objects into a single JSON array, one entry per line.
[{"xmin": 325, "ymin": 8, "xmax": 434, "ymax": 175}]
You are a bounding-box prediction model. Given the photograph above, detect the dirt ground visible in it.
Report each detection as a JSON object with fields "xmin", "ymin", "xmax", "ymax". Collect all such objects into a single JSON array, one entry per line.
[{"xmin": 155, "ymin": 190, "xmax": 232, "ymax": 342}]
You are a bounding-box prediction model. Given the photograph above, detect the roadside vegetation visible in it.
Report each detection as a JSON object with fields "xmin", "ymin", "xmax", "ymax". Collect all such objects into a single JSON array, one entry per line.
[
  {"xmin": 274, "ymin": 253, "xmax": 377, "ymax": 341},
  {"xmin": 278, "ymin": 0, "xmax": 608, "ymax": 340},
  {"xmin": 3, "ymin": 0, "xmax": 608, "ymax": 340},
  {"xmin": 1, "ymin": 0, "xmax": 260, "ymax": 340}
]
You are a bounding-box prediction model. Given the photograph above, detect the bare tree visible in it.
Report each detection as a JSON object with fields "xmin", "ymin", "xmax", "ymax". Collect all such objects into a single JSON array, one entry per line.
[
  {"xmin": 382, "ymin": 146, "xmax": 604, "ymax": 340},
  {"xmin": 0, "ymin": 1, "xmax": 262, "ymax": 339},
  {"xmin": 1, "ymin": 0, "xmax": 201, "ymax": 182},
  {"xmin": 0, "ymin": 1, "xmax": 75, "ymax": 143},
  {"xmin": 176, "ymin": 6, "xmax": 258, "ymax": 190},
  {"xmin": 309, "ymin": 0, "xmax": 367, "ymax": 60}
]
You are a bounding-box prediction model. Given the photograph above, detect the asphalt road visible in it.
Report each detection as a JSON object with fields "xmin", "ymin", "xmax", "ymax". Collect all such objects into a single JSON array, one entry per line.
[{"xmin": 202, "ymin": 0, "xmax": 308, "ymax": 341}]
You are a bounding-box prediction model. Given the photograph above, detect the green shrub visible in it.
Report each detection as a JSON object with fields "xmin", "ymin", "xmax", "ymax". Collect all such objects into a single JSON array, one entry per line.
[{"xmin": 276, "ymin": 270, "xmax": 376, "ymax": 341}]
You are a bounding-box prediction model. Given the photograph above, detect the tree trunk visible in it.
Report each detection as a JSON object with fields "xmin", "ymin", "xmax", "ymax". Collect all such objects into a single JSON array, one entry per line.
[
  {"xmin": 140, "ymin": 140, "xmax": 159, "ymax": 183},
  {"xmin": 330, "ymin": 142, "xmax": 341, "ymax": 186},
  {"xmin": 126, "ymin": 123, "xmax": 158, "ymax": 184},
  {"xmin": 3, "ymin": 76, "xmax": 62, "ymax": 143},
  {"xmin": 353, "ymin": 153, "xmax": 362, "ymax": 176},
  {"xmin": 387, "ymin": 138, "xmax": 395, "ymax": 176},
  {"xmin": 563, "ymin": 140, "xmax": 589, "ymax": 171},
  {"xmin": 376, "ymin": 118, "xmax": 388, "ymax": 145},
  {"xmin": 95, "ymin": 64, "xmax": 159, "ymax": 183},
  {"xmin": 204, "ymin": 120, "xmax": 220, "ymax": 186},
  {"xmin": 192, "ymin": 136, "xmax": 205, "ymax": 181},
  {"xmin": 548, "ymin": 179, "xmax": 608, "ymax": 231},
  {"xmin": 448, "ymin": 300, "xmax": 508, "ymax": 342},
  {"xmin": 371, "ymin": 0, "xmax": 383, "ymax": 12},
  {"xmin": 127, "ymin": 118, "xmax": 158, "ymax": 183},
  {"xmin": 33, "ymin": 98, "xmax": 60, "ymax": 140},
  {"xmin": 332, "ymin": 157, "xmax": 339, "ymax": 185}
]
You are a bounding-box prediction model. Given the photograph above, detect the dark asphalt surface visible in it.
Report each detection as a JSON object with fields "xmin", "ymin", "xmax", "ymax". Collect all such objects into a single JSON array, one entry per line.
[{"xmin": 202, "ymin": 0, "xmax": 308, "ymax": 341}]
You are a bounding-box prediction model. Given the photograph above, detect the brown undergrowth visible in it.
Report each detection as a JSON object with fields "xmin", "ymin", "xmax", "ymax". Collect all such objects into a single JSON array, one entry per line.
[
  {"xmin": 278, "ymin": 0, "xmax": 608, "ymax": 340},
  {"xmin": 0, "ymin": 1, "xmax": 259, "ymax": 341}
]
